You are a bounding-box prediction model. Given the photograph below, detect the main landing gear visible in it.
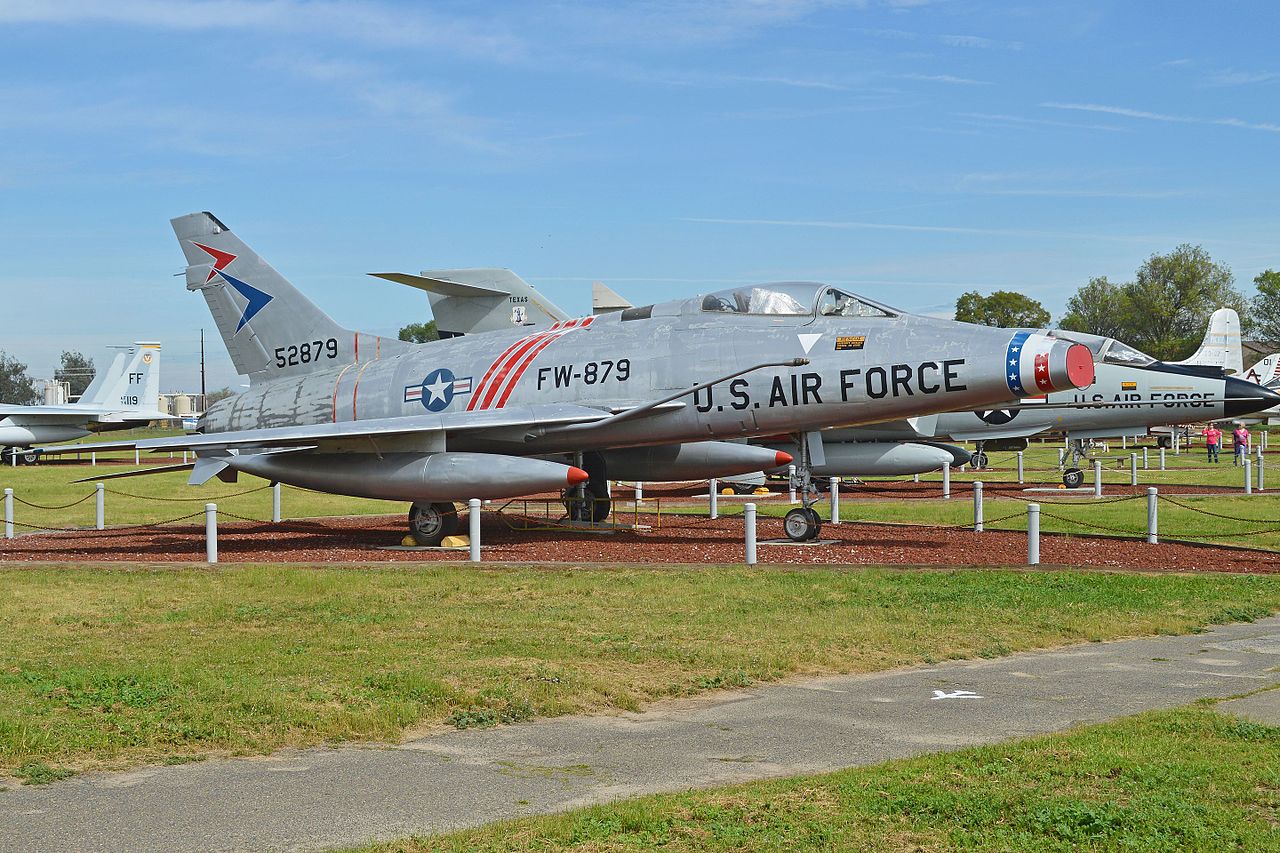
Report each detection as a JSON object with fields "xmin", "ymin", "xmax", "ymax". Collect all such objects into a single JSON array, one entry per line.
[
  {"xmin": 1061, "ymin": 438, "xmax": 1087, "ymax": 488},
  {"xmin": 566, "ymin": 451, "xmax": 611, "ymax": 523},
  {"xmin": 783, "ymin": 433, "xmax": 823, "ymax": 542},
  {"xmin": 408, "ymin": 501, "xmax": 459, "ymax": 546}
]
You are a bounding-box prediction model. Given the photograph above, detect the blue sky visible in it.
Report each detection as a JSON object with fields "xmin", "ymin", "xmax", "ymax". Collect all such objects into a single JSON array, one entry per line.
[{"xmin": 1, "ymin": 0, "xmax": 1278, "ymax": 392}]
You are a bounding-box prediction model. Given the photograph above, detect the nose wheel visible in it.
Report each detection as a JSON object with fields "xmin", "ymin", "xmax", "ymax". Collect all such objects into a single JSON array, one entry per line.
[{"xmin": 784, "ymin": 507, "xmax": 822, "ymax": 542}]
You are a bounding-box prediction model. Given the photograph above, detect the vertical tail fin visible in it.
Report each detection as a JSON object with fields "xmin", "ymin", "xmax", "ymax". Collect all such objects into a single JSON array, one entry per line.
[
  {"xmin": 1242, "ymin": 353, "xmax": 1280, "ymax": 386},
  {"xmin": 173, "ymin": 212, "xmax": 406, "ymax": 383},
  {"xmin": 92, "ymin": 342, "xmax": 162, "ymax": 415},
  {"xmin": 1174, "ymin": 307, "xmax": 1243, "ymax": 375},
  {"xmin": 75, "ymin": 349, "xmax": 128, "ymax": 405}
]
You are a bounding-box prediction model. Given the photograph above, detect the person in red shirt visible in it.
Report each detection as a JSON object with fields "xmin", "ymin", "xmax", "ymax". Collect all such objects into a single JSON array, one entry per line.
[
  {"xmin": 1233, "ymin": 423, "xmax": 1252, "ymax": 466},
  {"xmin": 1202, "ymin": 423, "xmax": 1222, "ymax": 463}
]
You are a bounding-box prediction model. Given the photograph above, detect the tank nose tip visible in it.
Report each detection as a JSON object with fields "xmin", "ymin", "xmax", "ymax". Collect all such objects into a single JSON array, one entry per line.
[
  {"xmin": 566, "ymin": 466, "xmax": 590, "ymax": 485},
  {"xmin": 1224, "ymin": 377, "xmax": 1280, "ymax": 418},
  {"xmin": 774, "ymin": 450, "xmax": 794, "ymax": 467}
]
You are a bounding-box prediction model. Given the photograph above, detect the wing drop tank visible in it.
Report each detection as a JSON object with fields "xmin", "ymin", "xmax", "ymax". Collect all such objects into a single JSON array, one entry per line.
[{"xmin": 225, "ymin": 451, "xmax": 588, "ymax": 501}]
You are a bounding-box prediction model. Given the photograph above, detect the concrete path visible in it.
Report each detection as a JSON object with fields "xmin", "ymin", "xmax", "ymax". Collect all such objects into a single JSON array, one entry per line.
[{"xmin": 4, "ymin": 617, "xmax": 1279, "ymax": 852}]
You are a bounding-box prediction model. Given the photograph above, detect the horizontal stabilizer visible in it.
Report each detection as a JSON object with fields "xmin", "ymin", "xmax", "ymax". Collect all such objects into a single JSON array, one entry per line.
[
  {"xmin": 369, "ymin": 272, "xmax": 508, "ymax": 298},
  {"xmin": 71, "ymin": 462, "xmax": 195, "ymax": 483}
]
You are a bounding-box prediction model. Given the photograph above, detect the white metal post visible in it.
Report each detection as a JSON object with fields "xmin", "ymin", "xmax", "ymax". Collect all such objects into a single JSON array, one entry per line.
[
  {"xmin": 787, "ymin": 464, "xmax": 797, "ymax": 504},
  {"xmin": 1174, "ymin": 432, "xmax": 1181, "ymax": 455},
  {"xmin": 973, "ymin": 481, "xmax": 984, "ymax": 532},
  {"xmin": 635, "ymin": 481, "xmax": 644, "ymax": 502},
  {"xmin": 3, "ymin": 488, "xmax": 12, "ymax": 539},
  {"xmin": 709, "ymin": 478, "xmax": 718, "ymax": 519},
  {"xmin": 1122, "ymin": 435, "xmax": 1127, "ymax": 449},
  {"xmin": 1130, "ymin": 453, "xmax": 1138, "ymax": 487},
  {"xmin": 134, "ymin": 449, "xmax": 140, "ymax": 466},
  {"xmin": 205, "ymin": 503, "xmax": 217, "ymax": 564},
  {"xmin": 1146, "ymin": 487, "xmax": 1158, "ymax": 544},
  {"xmin": 1016, "ymin": 451, "xmax": 1024, "ymax": 484},
  {"xmin": 1142, "ymin": 446, "xmax": 1149, "ymax": 469},
  {"xmin": 272, "ymin": 482, "xmax": 281, "ymax": 523},
  {"xmin": 1093, "ymin": 459, "xmax": 1103, "ymax": 498},
  {"xmin": 95, "ymin": 483, "xmax": 104, "ymax": 530},
  {"xmin": 91, "ymin": 452, "xmax": 96, "ymax": 467},
  {"xmin": 830, "ymin": 477, "xmax": 841, "ymax": 524},
  {"xmin": 1027, "ymin": 503, "xmax": 1040, "ymax": 565},
  {"xmin": 942, "ymin": 463, "xmax": 951, "ymax": 499},
  {"xmin": 1160, "ymin": 447, "xmax": 1166, "ymax": 470},
  {"xmin": 468, "ymin": 498, "xmax": 481, "ymax": 562},
  {"xmin": 9, "ymin": 451, "xmax": 14, "ymax": 468},
  {"xmin": 1245, "ymin": 458, "xmax": 1253, "ymax": 495},
  {"xmin": 743, "ymin": 502, "xmax": 757, "ymax": 565},
  {"xmin": 1258, "ymin": 446, "xmax": 1265, "ymax": 491}
]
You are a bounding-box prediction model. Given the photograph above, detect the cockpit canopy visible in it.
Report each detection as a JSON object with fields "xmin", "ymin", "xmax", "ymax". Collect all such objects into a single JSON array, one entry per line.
[
  {"xmin": 1051, "ymin": 330, "xmax": 1157, "ymax": 367},
  {"xmin": 699, "ymin": 282, "xmax": 899, "ymax": 318}
]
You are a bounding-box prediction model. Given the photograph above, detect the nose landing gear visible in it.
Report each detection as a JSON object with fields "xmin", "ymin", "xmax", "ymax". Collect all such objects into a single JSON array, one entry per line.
[{"xmin": 782, "ymin": 433, "xmax": 823, "ymax": 542}]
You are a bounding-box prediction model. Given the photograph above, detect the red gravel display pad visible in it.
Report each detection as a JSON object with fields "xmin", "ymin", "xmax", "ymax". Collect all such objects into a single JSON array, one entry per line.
[{"xmin": 0, "ymin": 514, "xmax": 1275, "ymax": 573}]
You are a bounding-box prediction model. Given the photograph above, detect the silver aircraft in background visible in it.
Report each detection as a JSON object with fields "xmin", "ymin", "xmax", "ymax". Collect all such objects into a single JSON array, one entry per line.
[
  {"xmin": 1, "ymin": 342, "xmax": 168, "ymax": 464},
  {"xmin": 39, "ymin": 211, "xmax": 1094, "ymax": 543},
  {"xmin": 392, "ymin": 274, "xmax": 1278, "ymax": 489}
]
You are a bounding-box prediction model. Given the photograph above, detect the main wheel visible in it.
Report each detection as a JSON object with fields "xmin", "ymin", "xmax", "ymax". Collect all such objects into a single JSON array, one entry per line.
[
  {"xmin": 20, "ymin": 449, "xmax": 40, "ymax": 465},
  {"xmin": 1157, "ymin": 435, "xmax": 1172, "ymax": 449},
  {"xmin": 1062, "ymin": 467, "xmax": 1084, "ymax": 488},
  {"xmin": 970, "ymin": 451, "xmax": 989, "ymax": 470},
  {"xmin": 408, "ymin": 501, "xmax": 459, "ymax": 546},
  {"xmin": 784, "ymin": 507, "xmax": 822, "ymax": 542}
]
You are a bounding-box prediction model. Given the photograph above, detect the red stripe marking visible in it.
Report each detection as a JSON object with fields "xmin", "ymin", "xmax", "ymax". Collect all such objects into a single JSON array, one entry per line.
[
  {"xmin": 468, "ymin": 329, "xmax": 553, "ymax": 411},
  {"xmin": 492, "ymin": 316, "xmax": 596, "ymax": 409},
  {"xmin": 331, "ymin": 363, "xmax": 356, "ymax": 423},
  {"xmin": 354, "ymin": 332, "xmax": 359, "ymax": 362},
  {"xmin": 474, "ymin": 329, "xmax": 562, "ymax": 410},
  {"xmin": 491, "ymin": 332, "xmax": 570, "ymax": 409}
]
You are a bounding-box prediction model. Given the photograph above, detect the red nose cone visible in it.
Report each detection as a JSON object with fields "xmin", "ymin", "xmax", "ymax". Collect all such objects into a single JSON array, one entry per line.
[
  {"xmin": 566, "ymin": 466, "xmax": 590, "ymax": 485},
  {"xmin": 774, "ymin": 450, "xmax": 794, "ymax": 467},
  {"xmin": 1065, "ymin": 343, "xmax": 1095, "ymax": 389}
]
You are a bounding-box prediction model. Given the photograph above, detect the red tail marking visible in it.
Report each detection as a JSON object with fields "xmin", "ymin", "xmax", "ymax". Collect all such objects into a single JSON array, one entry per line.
[{"xmin": 491, "ymin": 316, "xmax": 595, "ymax": 410}]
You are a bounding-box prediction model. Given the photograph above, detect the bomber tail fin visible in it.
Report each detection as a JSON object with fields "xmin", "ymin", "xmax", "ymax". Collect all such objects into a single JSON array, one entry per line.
[
  {"xmin": 173, "ymin": 212, "xmax": 407, "ymax": 383},
  {"xmin": 1174, "ymin": 307, "xmax": 1243, "ymax": 375},
  {"xmin": 370, "ymin": 268, "xmax": 570, "ymax": 337}
]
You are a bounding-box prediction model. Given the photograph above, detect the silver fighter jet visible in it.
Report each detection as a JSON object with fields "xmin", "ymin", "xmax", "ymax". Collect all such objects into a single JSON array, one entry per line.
[{"xmin": 42, "ymin": 212, "xmax": 1094, "ymax": 543}]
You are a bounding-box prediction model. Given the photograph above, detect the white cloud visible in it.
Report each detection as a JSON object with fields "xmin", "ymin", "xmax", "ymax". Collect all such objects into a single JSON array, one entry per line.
[
  {"xmin": 1043, "ymin": 101, "xmax": 1280, "ymax": 134},
  {"xmin": 0, "ymin": 0, "xmax": 523, "ymax": 57},
  {"xmin": 683, "ymin": 216, "xmax": 1162, "ymax": 242},
  {"xmin": 896, "ymin": 73, "xmax": 991, "ymax": 85},
  {"xmin": 954, "ymin": 111, "xmax": 1129, "ymax": 133},
  {"xmin": 1204, "ymin": 69, "xmax": 1278, "ymax": 87}
]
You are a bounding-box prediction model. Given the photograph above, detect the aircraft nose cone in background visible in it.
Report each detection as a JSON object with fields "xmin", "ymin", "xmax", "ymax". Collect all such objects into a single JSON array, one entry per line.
[{"xmin": 1224, "ymin": 376, "xmax": 1280, "ymax": 419}]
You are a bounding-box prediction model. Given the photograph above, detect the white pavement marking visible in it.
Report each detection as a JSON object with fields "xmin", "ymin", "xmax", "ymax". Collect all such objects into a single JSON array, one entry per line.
[{"xmin": 930, "ymin": 689, "xmax": 983, "ymax": 700}]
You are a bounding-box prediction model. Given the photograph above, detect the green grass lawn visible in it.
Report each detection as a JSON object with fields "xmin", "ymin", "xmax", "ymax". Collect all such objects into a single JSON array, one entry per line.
[
  {"xmin": 391, "ymin": 702, "xmax": 1280, "ymax": 852},
  {"xmin": 1, "ymin": 564, "xmax": 1277, "ymax": 776}
]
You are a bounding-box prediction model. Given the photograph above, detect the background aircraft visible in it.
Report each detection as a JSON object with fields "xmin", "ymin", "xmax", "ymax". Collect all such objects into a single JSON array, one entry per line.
[
  {"xmin": 1, "ymin": 342, "xmax": 168, "ymax": 463},
  {"xmin": 41, "ymin": 212, "xmax": 1093, "ymax": 543},
  {"xmin": 397, "ymin": 277, "xmax": 1278, "ymax": 489}
]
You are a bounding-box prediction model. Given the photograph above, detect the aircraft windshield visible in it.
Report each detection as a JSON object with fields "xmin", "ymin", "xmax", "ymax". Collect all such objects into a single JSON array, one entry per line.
[
  {"xmin": 1101, "ymin": 339, "xmax": 1156, "ymax": 367},
  {"xmin": 701, "ymin": 284, "xmax": 814, "ymax": 315},
  {"xmin": 818, "ymin": 288, "xmax": 896, "ymax": 318}
]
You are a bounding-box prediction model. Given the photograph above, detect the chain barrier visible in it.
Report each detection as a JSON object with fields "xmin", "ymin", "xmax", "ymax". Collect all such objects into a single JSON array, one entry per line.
[
  {"xmin": 104, "ymin": 485, "xmax": 270, "ymax": 502},
  {"xmin": 11, "ymin": 491, "xmax": 96, "ymax": 510},
  {"xmin": 1156, "ymin": 494, "xmax": 1279, "ymax": 523},
  {"xmin": 7, "ymin": 510, "xmax": 206, "ymax": 535}
]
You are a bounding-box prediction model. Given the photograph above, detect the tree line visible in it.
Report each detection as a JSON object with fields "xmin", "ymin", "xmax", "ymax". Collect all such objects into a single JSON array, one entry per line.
[{"xmin": 954, "ymin": 244, "xmax": 1280, "ymax": 361}]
